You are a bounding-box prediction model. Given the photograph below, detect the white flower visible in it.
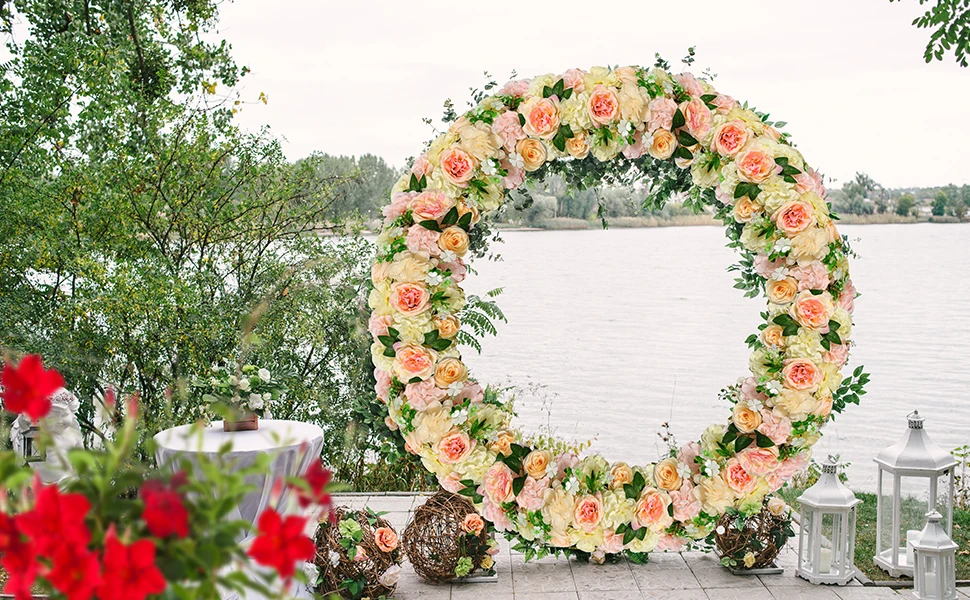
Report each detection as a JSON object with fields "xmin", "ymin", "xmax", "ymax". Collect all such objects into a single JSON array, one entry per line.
[
  {"xmin": 451, "ymin": 407, "xmax": 469, "ymax": 425},
  {"xmin": 258, "ymin": 368, "xmax": 271, "ymax": 383},
  {"xmin": 703, "ymin": 459, "xmax": 721, "ymax": 477},
  {"xmin": 447, "ymin": 382, "xmax": 465, "ymax": 397},
  {"xmin": 328, "ymin": 550, "xmax": 341, "ymax": 567},
  {"xmin": 425, "ymin": 271, "xmax": 444, "ymax": 286},
  {"xmin": 508, "ymin": 152, "xmax": 525, "ymax": 169},
  {"xmin": 248, "ymin": 393, "xmax": 264, "ymax": 410},
  {"xmin": 772, "ymin": 238, "xmax": 792, "ymax": 255},
  {"xmin": 378, "ymin": 564, "xmax": 402, "ymax": 587},
  {"xmin": 764, "ymin": 381, "xmax": 781, "ymax": 397},
  {"xmin": 676, "ymin": 462, "xmax": 692, "ymax": 482},
  {"xmin": 564, "ymin": 477, "xmax": 579, "ymax": 494},
  {"xmin": 482, "ymin": 158, "xmax": 498, "ymax": 176},
  {"xmin": 237, "ymin": 377, "xmax": 250, "ymax": 392},
  {"xmin": 262, "ymin": 392, "xmax": 272, "ymax": 401},
  {"xmin": 303, "ymin": 561, "xmax": 319, "ymax": 583},
  {"xmin": 746, "ymin": 396, "xmax": 765, "ymax": 411},
  {"xmin": 439, "ymin": 250, "xmax": 458, "ymax": 263}
]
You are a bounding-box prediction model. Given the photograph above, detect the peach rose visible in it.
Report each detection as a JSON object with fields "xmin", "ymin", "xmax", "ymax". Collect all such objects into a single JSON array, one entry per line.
[
  {"xmin": 610, "ymin": 462, "xmax": 634, "ymax": 489},
  {"xmin": 712, "ymin": 94, "xmax": 738, "ymax": 115},
  {"xmin": 456, "ymin": 200, "xmax": 481, "ymax": 225},
  {"xmin": 372, "ymin": 261, "xmax": 391, "ymax": 284},
  {"xmin": 723, "ymin": 458, "xmax": 756, "ymax": 494},
  {"xmin": 635, "ymin": 488, "xmax": 673, "ymax": 532},
  {"xmin": 368, "ymin": 313, "xmax": 393, "ymax": 339},
  {"xmin": 565, "ymin": 132, "xmax": 590, "ymax": 159},
  {"xmin": 573, "ymin": 494, "xmax": 603, "ymax": 533},
  {"xmin": 790, "ymin": 290, "xmax": 834, "ymax": 331},
  {"xmin": 393, "ymin": 344, "xmax": 437, "ymax": 381},
  {"xmin": 758, "ymin": 409, "xmax": 793, "ymax": 446},
  {"xmin": 587, "ymin": 84, "xmax": 620, "ymax": 125},
  {"xmin": 524, "ymin": 450, "xmax": 552, "ymax": 480},
  {"xmin": 711, "ymin": 120, "xmax": 750, "ymax": 157},
  {"xmin": 410, "ymin": 190, "xmax": 455, "ymax": 221},
  {"xmin": 761, "ymin": 324, "xmax": 786, "ymax": 347},
  {"xmin": 374, "ymin": 527, "xmax": 399, "ymax": 552},
  {"xmin": 733, "ymin": 403, "xmax": 763, "ymax": 433},
  {"xmin": 483, "ymin": 462, "xmax": 515, "ymax": 505},
  {"xmin": 434, "ymin": 357, "xmax": 468, "ymax": 388},
  {"xmin": 412, "ymin": 153, "xmax": 433, "ymax": 177},
  {"xmin": 434, "ymin": 315, "xmax": 460, "ymax": 339},
  {"xmin": 438, "ymin": 429, "xmax": 475, "ymax": 464},
  {"xmin": 517, "ymin": 138, "xmax": 547, "ymax": 172},
  {"xmin": 440, "ymin": 146, "xmax": 476, "ymax": 187},
  {"xmin": 774, "ymin": 201, "xmax": 817, "ymax": 235},
  {"xmin": 404, "ymin": 379, "xmax": 447, "ymax": 410},
  {"xmin": 782, "ymin": 358, "xmax": 823, "ymax": 391},
  {"xmin": 490, "ymin": 429, "xmax": 515, "ymax": 456},
  {"xmin": 389, "ymin": 282, "xmax": 430, "ymax": 316},
  {"xmin": 682, "ymin": 98, "xmax": 712, "ymax": 140},
  {"xmin": 654, "ymin": 458, "xmax": 683, "ymax": 491},
  {"xmin": 733, "ymin": 196, "xmax": 759, "ymax": 222},
  {"xmin": 438, "ymin": 226, "xmax": 470, "ymax": 257},
  {"xmin": 648, "ymin": 129, "xmax": 677, "ymax": 160},
  {"xmin": 520, "ymin": 96, "xmax": 561, "ymax": 139},
  {"xmin": 462, "ymin": 513, "xmax": 485, "ymax": 535},
  {"xmin": 491, "ymin": 110, "xmax": 526, "ymax": 153},
  {"xmin": 823, "ymin": 343, "xmax": 850, "ymax": 368},
  {"xmin": 737, "ymin": 447, "xmax": 780, "ymax": 476},
  {"xmin": 767, "ymin": 277, "xmax": 798, "ymax": 304},
  {"xmin": 736, "ymin": 144, "xmax": 777, "ymax": 184}
]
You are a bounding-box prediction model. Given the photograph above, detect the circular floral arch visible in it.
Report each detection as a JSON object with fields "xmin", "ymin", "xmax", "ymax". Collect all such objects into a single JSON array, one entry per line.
[{"xmin": 368, "ymin": 65, "xmax": 860, "ymax": 561}]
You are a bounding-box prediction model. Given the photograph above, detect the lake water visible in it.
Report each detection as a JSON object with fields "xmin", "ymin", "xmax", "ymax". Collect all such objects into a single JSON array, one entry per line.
[{"xmin": 461, "ymin": 223, "xmax": 970, "ymax": 490}]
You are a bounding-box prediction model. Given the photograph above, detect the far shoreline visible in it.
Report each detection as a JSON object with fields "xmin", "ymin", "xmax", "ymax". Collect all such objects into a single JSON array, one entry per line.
[{"xmin": 490, "ymin": 214, "xmax": 967, "ymax": 232}]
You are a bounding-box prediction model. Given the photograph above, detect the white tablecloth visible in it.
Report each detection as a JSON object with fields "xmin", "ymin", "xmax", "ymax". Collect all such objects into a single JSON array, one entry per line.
[{"xmin": 154, "ymin": 420, "xmax": 325, "ymax": 533}]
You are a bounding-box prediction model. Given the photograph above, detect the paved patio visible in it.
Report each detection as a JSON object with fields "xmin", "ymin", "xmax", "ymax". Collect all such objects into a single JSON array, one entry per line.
[{"xmin": 334, "ymin": 493, "xmax": 970, "ymax": 600}]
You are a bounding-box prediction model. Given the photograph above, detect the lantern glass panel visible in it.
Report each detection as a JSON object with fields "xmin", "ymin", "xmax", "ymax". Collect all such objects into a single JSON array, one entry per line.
[
  {"xmin": 820, "ymin": 512, "xmax": 843, "ymax": 574},
  {"xmin": 932, "ymin": 471, "xmax": 953, "ymax": 533},
  {"xmin": 800, "ymin": 510, "xmax": 814, "ymax": 571},
  {"xmin": 896, "ymin": 474, "xmax": 934, "ymax": 568},
  {"xmin": 877, "ymin": 469, "xmax": 895, "ymax": 560}
]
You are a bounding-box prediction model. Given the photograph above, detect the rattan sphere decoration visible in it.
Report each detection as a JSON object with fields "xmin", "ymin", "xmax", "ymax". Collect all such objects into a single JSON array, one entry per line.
[
  {"xmin": 403, "ymin": 491, "xmax": 496, "ymax": 583},
  {"xmin": 714, "ymin": 501, "xmax": 795, "ymax": 570},
  {"xmin": 312, "ymin": 506, "xmax": 403, "ymax": 599}
]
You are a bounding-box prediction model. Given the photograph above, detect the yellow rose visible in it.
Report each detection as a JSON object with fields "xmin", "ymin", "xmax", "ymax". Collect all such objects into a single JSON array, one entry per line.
[
  {"xmin": 733, "ymin": 196, "xmax": 760, "ymax": 223},
  {"xmin": 569, "ymin": 528, "xmax": 605, "ymax": 553},
  {"xmin": 590, "ymin": 133, "xmax": 621, "ymax": 162},
  {"xmin": 789, "ymin": 227, "xmax": 832, "ymax": 266},
  {"xmin": 438, "ymin": 226, "xmax": 470, "ymax": 257},
  {"xmin": 610, "ymin": 462, "xmax": 634, "ymax": 489},
  {"xmin": 434, "ymin": 357, "xmax": 467, "ymax": 388},
  {"xmin": 618, "ymin": 83, "xmax": 648, "ymax": 123},
  {"xmin": 434, "ymin": 315, "xmax": 460, "ymax": 339},
  {"xmin": 480, "ymin": 556, "xmax": 495, "ymax": 570},
  {"xmin": 517, "ymin": 138, "xmax": 547, "ymax": 172},
  {"xmin": 761, "ymin": 324, "xmax": 786, "ymax": 347},
  {"xmin": 371, "ymin": 343, "xmax": 394, "ymax": 372},
  {"xmin": 386, "ymin": 250, "xmax": 433, "ymax": 283},
  {"xmin": 523, "ymin": 450, "xmax": 551, "ymax": 479},
  {"xmin": 832, "ymin": 307, "xmax": 853, "ymax": 340},
  {"xmin": 543, "ymin": 486, "xmax": 576, "ymax": 531},
  {"xmin": 457, "ymin": 121, "xmax": 501, "ymax": 162},
  {"xmin": 766, "ymin": 277, "xmax": 798, "ymax": 304},
  {"xmin": 654, "ymin": 457, "xmax": 683, "ymax": 491},
  {"xmin": 700, "ymin": 475, "xmax": 736, "ymax": 514},
  {"xmin": 733, "ymin": 404, "xmax": 763, "ymax": 433},
  {"xmin": 565, "ymin": 132, "xmax": 590, "ymax": 159},
  {"xmin": 648, "ymin": 129, "xmax": 677, "ymax": 160},
  {"xmin": 490, "ymin": 429, "xmax": 515, "ymax": 457}
]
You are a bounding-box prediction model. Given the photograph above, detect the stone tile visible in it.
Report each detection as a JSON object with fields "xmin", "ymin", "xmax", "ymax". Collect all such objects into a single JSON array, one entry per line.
[
  {"xmin": 834, "ymin": 587, "xmax": 902, "ymax": 598},
  {"xmin": 691, "ymin": 568, "xmax": 768, "ymax": 589},
  {"xmin": 646, "ymin": 552, "xmax": 691, "ymax": 568},
  {"xmin": 703, "ymin": 588, "xmax": 774, "ymax": 600},
  {"xmin": 632, "ymin": 565, "xmax": 702, "ymax": 590},
  {"xmin": 578, "ymin": 591, "xmax": 644, "ymax": 599},
  {"xmin": 957, "ymin": 587, "xmax": 970, "ymax": 598},
  {"xmin": 450, "ymin": 576, "xmax": 512, "ymax": 598},
  {"xmin": 640, "ymin": 591, "xmax": 708, "ymax": 600},
  {"xmin": 523, "ymin": 594, "xmax": 580, "ymax": 600},
  {"xmin": 570, "ymin": 560, "xmax": 637, "ymax": 591},
  {"xmin": 511, "ymin": 561, "xmax": 576, "ymax": 594},
  {"xmin": 760, "ymin": 573, "xmax": 817, "ymax": 587},
  {"xmin": 766, "ymin": 587, "xmax": 844, "ymax": 599},
  {"xmin": 684, "ymin": 552, "xmax": 724, "ymax": 570}
]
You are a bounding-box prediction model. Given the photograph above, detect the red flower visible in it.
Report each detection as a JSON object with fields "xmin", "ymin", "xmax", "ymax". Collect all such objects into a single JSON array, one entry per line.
[
  {"xmin": 247, "ymin": 509, "xmax": 314, "ymax": 580},
  {"xmin": 140, "ymin": 481, "xmax": 189, "ymax": 539},
  {"xmin": 46, "ymin": 544, "xmax": 102, "ymax": 600},
  {"xmin": 0, "ymin": 512, "xmax": 37, "ymax": 600},
  {"xmin": 97, "ymin": 527, "xmax": 166, "ymax": 600},
  {"xmin": 16, "ymin": 484, "xmax": 91, "ymax": 557},
  {"xmin": 2, "ymin": 560, "xmax": 37, "ymax": 600},
  {"xmin": 292, "ymin": 459, "xmax": 333, "ymax": 510},
  {"xmin": 1, "ymin": 354, "xmax": 63, "ymax": 422}
]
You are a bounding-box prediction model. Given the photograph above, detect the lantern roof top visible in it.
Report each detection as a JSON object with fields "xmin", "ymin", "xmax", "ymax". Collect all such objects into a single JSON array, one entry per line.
[
  {"xmin": 874, "ymin": 411, "xmax": 958, "ymax": 473},
  {"xmin": 915, "ymin": 511, "xmax": 959, "ymax": 552},
  {"xmin": 798, "ymin": 457, "xmax": 861, "ymax": 509}
]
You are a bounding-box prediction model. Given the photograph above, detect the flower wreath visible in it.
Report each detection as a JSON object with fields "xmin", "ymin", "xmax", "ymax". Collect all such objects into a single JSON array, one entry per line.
[{"xmin": 368, "ymin": 64, "xmax": 865, "ymax": 563}]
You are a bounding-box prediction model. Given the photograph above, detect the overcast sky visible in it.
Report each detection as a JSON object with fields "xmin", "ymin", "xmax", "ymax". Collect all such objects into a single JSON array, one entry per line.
[{"xmin": 217, "ymin": 0, "xmax": 969, "ymax": 189}]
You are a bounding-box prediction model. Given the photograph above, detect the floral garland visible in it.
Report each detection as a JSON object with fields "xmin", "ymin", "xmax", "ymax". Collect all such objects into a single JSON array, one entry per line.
[{"xmin": 367, "ymin": 65, "xmax": 862, "ymax": 563}]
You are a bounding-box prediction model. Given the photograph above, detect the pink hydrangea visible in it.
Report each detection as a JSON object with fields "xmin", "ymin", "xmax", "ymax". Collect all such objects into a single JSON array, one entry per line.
[
  {"xmin": 515, "ymin": 476, "xmax": 551, "ymax": 511},
  {"xmin": 440, "ymin": 258, "xmax": 467, "ymax": 283},
  {"xmin": 656, "ymin": 534, "xmax": 688, "ymax": 552},
  {"xmin": 741, "ymin": 377, "xmax": 767, "ymax": 402},
  {"xmin": 375, "ymin": 368, "xmax": 392, "ymax": 403},
  {"xmin": 754, "ymin": 254, "xmax": 786, "ymax": 278},
  {"xmin": 711, "ymin": 94, "xmax": 738, "ymax": 115},
  {"xmin": 498, "ymin": 78, "xmax": 530, "ymax": 97},
  {"xmin": 502, "ymin": 161, "xmax": 525, "ymax": 190},
  {"xmin": 455, "ymin": 381, "xmax": 484, "ymax": 404},
  {"xmin": 599, "ymin": 529, "xmax": 624, "ymax": 554},
  {"xmin": 621, "ymin": 131, "xmax": 648, "ymax": 159},
  {"xmin": 794, "ymin": 166, "xmax": 827, "ymax": 197},
  {"xmin": 438, "ymin": 471, "xmax": 464, "ymax": 494},
  {"xmin": 823, "ymin": 343, "xmax": 850, "ymax": 367},
  {"xmin": 838, "ymin": 279, "xmax": 857, "ymax": 313},
  {"xmin": 675, "ymin": 72, "xmax": 704, "ymax": 98},
  {"xmin": 368, "ymin": 313, "xmax": 392, "ymax": 338},
  {"xmin": 757, "ymin": 409, "xmax": 793, "ymax": 446},
  {"xmin": 406, "ymin": 224, "xmax": 440, "ymax": 256},
  {"xmin": 383, "ymin": 191, "xmax": 415, "ymax": 223},
  {"xmin": 646, "ymin": 97, "xmax": 677, "ymax": 132},
  {"xmin": 677, "ymin": 441, "xmax": 701, "ymax": 475},
  {"xmin": 482, "ymin": 497, "xmax": 514, "ymax": 532},
  {"xmin": 790, "ymin": 261, "xmax": 830, "ymax": 291},
  {"xmin": 670, "ymin": 481, "xmax": 701, "ymax": 521},
  {"xmin": 555, "ymin": 452, "xmax": 579, "ymax": 479},
  {"xmin": 404, "ymin": 380, "xmax": 447, "ymax": 410},
  {"xmin": 491, "ymin": 111, "xmax": 526, "ymax": 153}
]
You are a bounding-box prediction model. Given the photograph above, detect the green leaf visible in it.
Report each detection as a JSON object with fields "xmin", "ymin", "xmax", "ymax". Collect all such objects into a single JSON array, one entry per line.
[
  {"xmin": 382, "ymin": 347, "xmax": 396, "ymax": 358},
  {"xmin": 377, "ymin": 335, "xmax": 396, "ymax": 348},
  {"xmin": 672, "ymin": 108, "xmax": 686, "ymax": 129},
  {"xmin": 423, "ymin": 330, "xmax": 440, "ymax": 345},
  {"xmin": 756, "ymin": 432, "xmax": 775, "ymax": 448},
  {"xmin": 673, "ymin": 146, "xmax": 693, "ymax": 161},
  {"xmin": 678, "ymin": 131, "xmax": 698, "ymax": 147},
  {"xmin": 441, "ymin": 206, "xmax": 459, "ymax": 226},
  {"xmin": 419, "ymin": 219, "xmax": 442, "ymax": 232},
  {"xmin": 430, "ymin": 338, "xmax": 452, "ymax": 351},
  {"xmin": 735, "ymin": 436, "xmax": 754, "ymax": 453},
  {"xmin": 701, "ymin": 93, "xmax": 718, "ymax": 103},
  {"xmin": 513, "ymin": 476, "xmax": 526, "ymax": 497}
]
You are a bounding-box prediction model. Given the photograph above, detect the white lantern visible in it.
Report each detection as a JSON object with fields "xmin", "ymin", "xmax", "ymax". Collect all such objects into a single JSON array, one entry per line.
[
  {"xmin": 874, "ymin": 411, "xmax": 957, "ymax": 577},
  {"xmin": 796, "ymin": 457, "xmax": 860, "ymax": 585},
  {"xmin": 912, "ymin": 511, "xmax": 958, "ymax": 600}
]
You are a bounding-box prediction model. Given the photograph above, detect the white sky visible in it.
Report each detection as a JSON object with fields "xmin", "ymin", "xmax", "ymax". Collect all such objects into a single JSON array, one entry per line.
[{"xmin": 216, "ymin": 0, "xmax": 969, "ymax": 189}]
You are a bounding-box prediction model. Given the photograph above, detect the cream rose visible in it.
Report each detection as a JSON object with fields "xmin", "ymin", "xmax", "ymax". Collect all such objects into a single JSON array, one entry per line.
[
  {"xmin": 393, "ymin": 344, "xmax": 437, "ymax": 381},
  {"xmin": 610, "ymin": 462, "xmax": 634, "ymax": 489},
  {"xmin": 524, "ymin": 450, "xmax": 552, "ymax": 480},
  {"xmin": 434, "ymin": 315, "xmax": 460, "ymax": 339},
  {"xmin": 733, "ymin": 196, "xmax": 760, "ymax": 223},
  {"xmin": 438, "ymin": 226, "xmax": 470, "ymax": 257},
  {"xmin": 517, "ymin": 138, "xmax": 547, "ymax": 172},
  {"xmin": 767, "ymin": 497, "xmax": 789, "ymax": 517},
  {"xmin": 489, "ymin": 429, "xmax": 515, "ymax": 456},
  {"xmin": 434, "ymin": 357, "xmax": 468, "ymax": 388},
  {"xmin": 648, "ymin": 129, "xmax": 677, "ymax": 160},
  {"xmin": 519, "ymin": 96, "xmax": 561, "ymax": 140},
  {"xmin": 700, "ymin": 473, "xmax": 736, "ymax": 514},
  {"xmin": 736, "ymin": 144, "xmax": 777, "ymax": 184},
  {"xmin": 733, "ymin": 403, "xmax": 763, "ymax": 433},
  {"xmin": 761, "ymin": 324, "xmax": 786, "ymax": 348},
  {"xmin": 766, "ymin": 277, "xmax": 798, "ymax": 304},
  {"xmin": 654, "ymin": 458, "xmax": 683, "ymax": 492},
  {"xmin": 565, "ymin": 132, "xmax": 590, "ymax": 159}
]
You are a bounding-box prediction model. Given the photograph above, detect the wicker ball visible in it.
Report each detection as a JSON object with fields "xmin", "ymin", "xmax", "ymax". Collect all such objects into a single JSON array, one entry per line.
[
  {"xmin": 714, "ymin": 504, "xmax": 791, "ymax": 569},
  {"xmin": 403, "ymin": 491, "xmax": 490, "ymax": 583},
  {"xmin": 313, "ymin": 506, "xmax": 402, "ymax": 599}
]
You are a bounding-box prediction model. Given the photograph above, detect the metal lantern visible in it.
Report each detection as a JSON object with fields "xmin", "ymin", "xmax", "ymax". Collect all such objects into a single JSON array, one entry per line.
[
  {"xmin": 796, "ymin": 457, "xmax": 861, "ymax": 585},
  {"xmin": 874, "ymin": 411, "xmax": 957, "ymax": 577},
  {"xmin": 22, "ymin": 424, "xmax": 46, "ymax": 464},
  {"xmin": 912, "ymin": 511, "xmax": 958, "ymax": 600}
]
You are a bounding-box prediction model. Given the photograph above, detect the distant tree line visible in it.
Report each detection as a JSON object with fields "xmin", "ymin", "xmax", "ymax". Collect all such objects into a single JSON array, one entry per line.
[{"xmin": 829, "ymin": 172, "xmax": 969, "ymax": 219}]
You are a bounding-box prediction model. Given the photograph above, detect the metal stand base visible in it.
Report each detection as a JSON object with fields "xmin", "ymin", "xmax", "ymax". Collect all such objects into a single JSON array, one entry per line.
[
  {"xmin": 728, "ymin": 562, "xmax": 784, "ymax": 576},
  {"xmin": 447, "ymin": 572, "xmax": 499, "ymax": 584}
]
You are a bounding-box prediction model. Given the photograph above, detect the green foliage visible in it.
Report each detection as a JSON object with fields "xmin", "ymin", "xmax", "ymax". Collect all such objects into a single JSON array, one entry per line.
[
  {"xmin": 895, "ymin": 193, "xmax": 917, "ymax": 216},
  {"xmin": 891, "ymin": 0, "xmax": 970, "ymax": 66},
  {"xmin": 455, "ymin": 288, "xmax": 507, "ymax": 354}
]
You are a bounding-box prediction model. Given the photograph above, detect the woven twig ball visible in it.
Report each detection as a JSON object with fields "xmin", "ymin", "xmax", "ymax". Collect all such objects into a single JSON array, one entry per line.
[
  {"xmin": 312, "ymin": 506, "xmax": 403, "ymax": 599},
  {"xmin": 403, "ymin": 491, "xmax": 492, "ymax": 583},
  {"xmin": 714, "ymin": 503, "xmax": 792, "ymax": 569}
]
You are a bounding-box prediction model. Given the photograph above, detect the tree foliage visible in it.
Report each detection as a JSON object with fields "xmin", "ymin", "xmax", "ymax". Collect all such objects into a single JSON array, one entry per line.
[{"xmin": 891, "ymin": 0, "xmax": 970, "ymax": 67}]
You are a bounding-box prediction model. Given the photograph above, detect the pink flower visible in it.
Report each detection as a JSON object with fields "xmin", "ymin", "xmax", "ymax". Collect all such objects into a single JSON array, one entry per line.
[
  {"xmin": 774, "ymin": 201, "xmax": 817, "ymax": 234},
  {"xmin": 502, "ymin": 161, "xmax": 525, "ymax": 190},
  {"xmin": 635, "ymin": 488, "xmax": 673, "ymax": 532},
  {"xmin": 754, "ymin": 254, "xmax": 786, "ymax": 278},
  {"xmin": 675, "ymin": 72, "xmax": 704, "ymax": 98},
  {"xmin": 439, "ymin": 258, "xmax": 467, "ymax": 283},
  {"xmin": 555, "ymin": 452, "xmax": 579, "ymax": 479},
  {"xmin": 374, "ymin": 368, "xmax": 392, "ymax": 403},
  {"xmin": 516, "ymin": 476, "xmax": 551, "ymax": 511},
  {"xmin": 462, "ymin": 513, "xmax": 485, "ymax": 535},
  {"xmin": 499, "ymin": 78, "xmax": 530, "ymax": 97},
  {"xmin": 791, "ymin": 290, "xmax": 835, "ymax": 331},
  {"xmin": 560, "ymin": 68, "xmax": 586, "ymax": 93},
  {"xmin": 723, "ymin": 458, "xmax": 756, "ymax": 494},
  {"xmin": 483, "ymin": 462, "xmax": 515, "ymax": 505},
  {"xmin": 682, "ymin": 98, "xmax": 712, "ymax": 140},
  {"xmin": 677, "ymin": 442, "xmax": 701, "ymax": 475},
  {"xmin": 741, "ymin": 377, "xmax": 767, "ymax": 402},
  {"xmin": 438, "ymin": 430, "xmax": 475, "ymax": 464},
  {"xmin": 439, "ymin": 471, "xmax": 465, "ymax": 494},
  {"xmin": 767, "ymin": 452, "xmax": 810, "ymax": 490},
  {"xmin": 782, "ymin": 358, "xmax": 823, "ymax": 391},
  {"xmin": 521, "ymin": 97, "xmax": 561, "ymax": 139},
  {"xmin": 410, "ymin": 190, "xmax": 455, "ymax": 221},
  {"xmin": 647, "ymin": 97, "xmax": 677, "ymax": 133},
  {"xmin": 823, "ymin": 343, "xmax": 850, "ymax": 367},
  {"xmin": 757, "ymin": 409, "xmax": 793, "ymax": 446},
  {"xmin": 412, "ymin": 153, "xmax": 433, "ymax": 177},
  {"xmin": 390, "ymin": 282, "xmax": 430, "ymax": 316},
  {"xmin": 795, "ymin": 166, "xmax": 827, "ymax": 197},
  {"xmin": 737, "ymin": 145, "xmax": 779, "ymax": 184},
  {"xmin": 711, "ymin": 120, "xmax": 750, "ymax": 157},
  {"xmin": 790, "ymin": 261, "xmax": 830, "ymax": 291},
  {"xmin": 737, "ymin": 447, "xmax": 781, "ymax": 477},
  {"xmin": 455, "ymin": 381, "xmax": 484, "ymax": 404},
  {"xmin": 599, "ymin": 529, "xmax": 624, "ymax": 554},
  {"xmin": 383, "ymin": 191, "xmax": 416, "ymax": 223},
  {"xmin": 712, "ymin": 94, "xmax": 738, "ymax": 115},
  {"xmin": 491, "ymin": 111, "xmax": 526, "ymax": 153},
  {"xmin": 587, "ymin": 85, "xmax": 620, "ymax": 125},
  {"xmin": 482, "ymin": 497, "xmax": 514, "ymax": 532},
  {"xmin": 656, "ymin": 534, "xmax": 687, "ymax": 552},
  {"xmin": 573, "ymin": 494, "xmax": 603, "ymax": 533},
  {"xmin": 621, "ymin": 130, "xmax": 648, "ymax": 159},
  {"xmin": 715, "ymin": 182, "xmax": 735, "ymax": 205},
  {"xmin": 670, "ymin": 480, "xmax": 702, "ymax": 521},
  {"xmin": 406, "ymin": 224, "xmax": 441, "ymax": 256},
  {"xmin": 440, "ymin": 146, "xmax": 476, "ymax": 187},
  {"xmin": 368, "ymin": 314, "xmax": 392, "ymax": 338},
  {"xmin": 404, "ymin": 379, "xmax": 446, "ymax": 410},
  {"xmin": 838, "ymin": 279, "xmax": 857, "ymax": 313}
]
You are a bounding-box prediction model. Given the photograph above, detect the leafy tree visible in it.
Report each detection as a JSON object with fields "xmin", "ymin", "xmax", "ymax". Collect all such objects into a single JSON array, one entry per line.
[
  {"xmin": 933, "ymin": 190, "xmax": 949, "ymax": 215},
  {"xmin": 890, "ymin": 0, "xmax": 970, "ymax": 67},
  {"xmin": 896, "ymin": 192, "xmax": 917, "ymax": 216}
]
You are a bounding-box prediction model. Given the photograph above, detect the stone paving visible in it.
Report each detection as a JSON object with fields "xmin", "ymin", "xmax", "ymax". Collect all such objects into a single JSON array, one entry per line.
[{"xmin": 337, "ymin": 494, "xmax": 970, "ymax": 600}]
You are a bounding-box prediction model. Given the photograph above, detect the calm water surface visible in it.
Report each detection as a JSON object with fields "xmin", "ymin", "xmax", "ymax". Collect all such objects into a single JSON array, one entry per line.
[{"xmin": 461, "ymin": 223, "xmax": 970, "ymax": 489}]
